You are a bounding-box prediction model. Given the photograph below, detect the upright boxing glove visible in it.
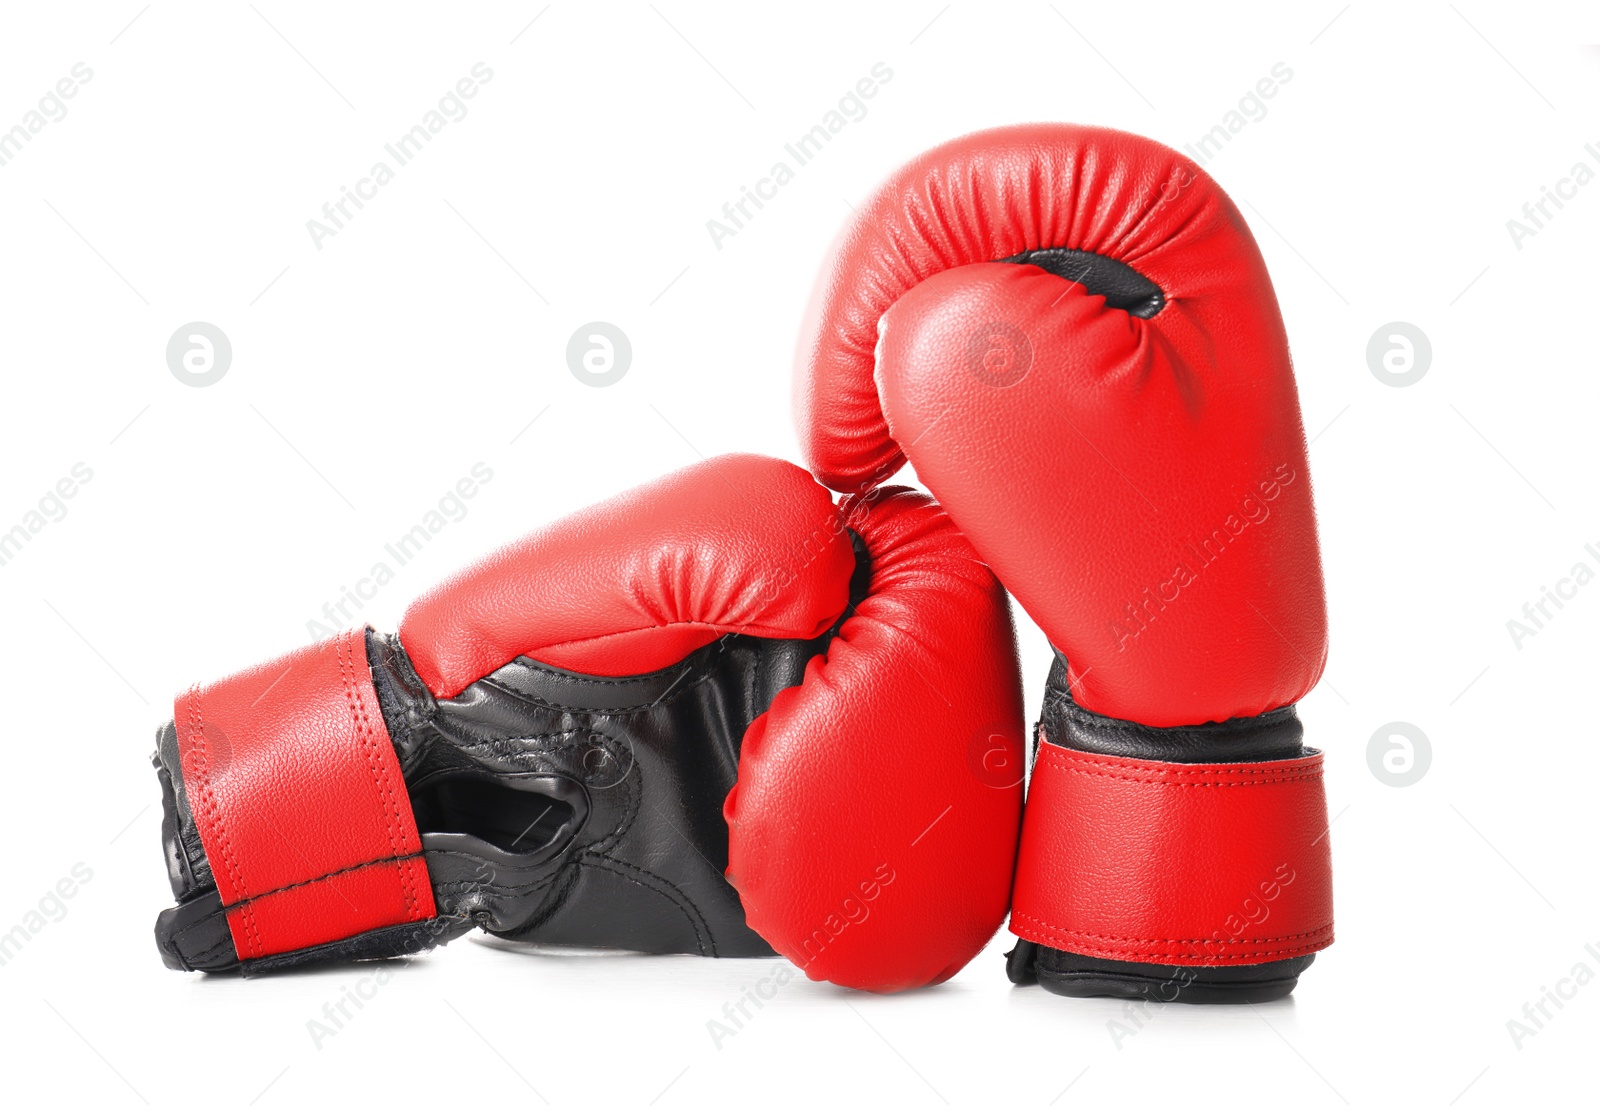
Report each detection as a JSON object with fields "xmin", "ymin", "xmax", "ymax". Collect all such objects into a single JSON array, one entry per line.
[
  {"xmin": 797, "ymin": 124, "xmax": 1333, "ymax": 1001},
  {"xmin": 154, "ymin": 454, "xmax": 1024, "ymax": 992}
]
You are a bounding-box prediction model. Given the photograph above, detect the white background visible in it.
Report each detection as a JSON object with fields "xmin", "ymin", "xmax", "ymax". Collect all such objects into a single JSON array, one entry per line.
[{"xmin": 0, "ymin": 2, "xmax": 1595, "ymax": 1107}]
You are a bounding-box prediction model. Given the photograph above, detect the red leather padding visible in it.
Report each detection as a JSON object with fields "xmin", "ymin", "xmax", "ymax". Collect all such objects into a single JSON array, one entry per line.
[
  {"xmin": 725, "ymin": 488, "xmax": 1025, "ymax": 992},
  {"xmin": 795, "ymin": 123, "xmax": 1327, "ymax": 726},
  {"xmin": 1009, "ymin": 743, "xmax": 1333, "ymax": 965},
  {"xmin": 798, "ymin": 122, "xmax": 1292, "ymax": 495},
  {"xmin": 401, "ymin": 454, "xmax": 853, "ymax": 698},
  {"xmin": 174, "ymin": 628, "xmax": 436, "ymax": 960}
]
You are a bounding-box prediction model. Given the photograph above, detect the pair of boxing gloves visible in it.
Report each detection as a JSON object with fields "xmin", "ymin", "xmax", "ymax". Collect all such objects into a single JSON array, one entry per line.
[{"xmin": 153, "ymin": 124, "xmax": 1333, "ymax": 1002}]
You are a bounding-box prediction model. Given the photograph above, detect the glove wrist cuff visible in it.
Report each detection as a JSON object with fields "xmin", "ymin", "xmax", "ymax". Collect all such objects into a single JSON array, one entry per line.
[
  {"xmin": 1010, "ymin": 741, "xmax": 1333, "ymax": 964},
  {"xmin": 1010, "ymin": 656, "xmax": 1334, "ymax": 968},
  {"xmin": 169, "ymin": 627, "xmax": 437, "ymax": 963}
]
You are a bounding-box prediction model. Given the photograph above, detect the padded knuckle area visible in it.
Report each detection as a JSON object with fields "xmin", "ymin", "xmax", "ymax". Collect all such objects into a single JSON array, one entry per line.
[
  {"xmin": 725, "ymin": 487, "xmax": 1025, "ymax": 991},
  {"xmin": 398, "ymin": 454, "xmax": 854, "ymax": 697},
  {"xmin": 799, "ymin": 122, "xmax": 1223, "ymax": 492}
]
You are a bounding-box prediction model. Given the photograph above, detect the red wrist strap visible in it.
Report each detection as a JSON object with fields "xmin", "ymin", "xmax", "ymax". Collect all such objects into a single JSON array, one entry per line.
[
  {"xmin": 1010, "ymin": 742, "xmax": 1333, "ymax": 965},
  {"xmin": 175, "ymin": 628, "xmax": 436, "ymax": 961}
]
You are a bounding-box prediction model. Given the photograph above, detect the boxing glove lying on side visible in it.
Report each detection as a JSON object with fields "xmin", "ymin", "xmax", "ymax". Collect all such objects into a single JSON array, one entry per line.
[
  {"xmin": 798, "ymin": 124, "xmax": 1334, "ymax": 1001},
  {"xmin": 153, "ymin": 453, "xmax": 1025, "ymax": 992}
]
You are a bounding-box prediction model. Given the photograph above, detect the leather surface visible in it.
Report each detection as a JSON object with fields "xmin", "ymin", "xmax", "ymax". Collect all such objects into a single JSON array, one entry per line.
[
  {"xmin": 156, "ymin": 455, "xmax": 1025, "ymax": 990},
  {"xmin": 726, "ymin": 487, "xmax": 1025, "ymax": 992},
  {"xmin": 795, "ymin": 122, "xmax": 1328, "ymax": 726},
  {"xmin": 793, "ymin": 124, "xmax": 1334, "ymax": 980},
  {"xmin": 390, "ymin": 632, "xmax": 809, "ymax": 961},
  {"xmin": 172, "ymin": 629, "xmax": 436, "ymax": 960},
  {"xmin": 1004, "ymin": 660, "xmax": 1331, "ymax": 988},
  {"xmin": 155, "ymin": 629, "xmax": 810, "ymax": 973},
  {"xmin": 400, "ymin": 454, "xmax": 853, "ymax": 698},
  {"xmin": 1038, "ymin": 653, "xmax": 1306, "ymax": 764},
  {"xmin": 1009, "ymin": 739, "xmax": 1333, "ymax": 965},
  {"xmin": 1007, "ymin": 939, "xmax": 1315, "ymax": 1003},
  {"xmin": 1000, "ymin": 247, "xmax": 1164, "ymax": 318}
]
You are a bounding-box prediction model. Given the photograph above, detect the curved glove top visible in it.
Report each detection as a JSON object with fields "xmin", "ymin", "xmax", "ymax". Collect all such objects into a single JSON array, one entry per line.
[
  {"xmin": 797, "ymin": 122, "xmax": 1327, "ymax": 726},
  {"xmin": 154, "ymin": 454, "xmax": 1025, "ymax": 992}
]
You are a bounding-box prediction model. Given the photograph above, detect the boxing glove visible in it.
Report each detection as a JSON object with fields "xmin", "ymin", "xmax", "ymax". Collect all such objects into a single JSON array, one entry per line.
[
  {"xmin": 153, "ymin": 453, "xmax": 1025, "ymax": 992},
  {"xmin": 797, "ymin": 124, "xmax": 1333, "ymax": 1001}
]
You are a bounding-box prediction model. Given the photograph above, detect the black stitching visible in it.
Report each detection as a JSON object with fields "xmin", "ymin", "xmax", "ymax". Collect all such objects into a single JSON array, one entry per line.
[
  {"xmin": 223, "ymin": 852, "xmax": 428, "ymax": 911},
  {"xmin": 479, "ymin": 643, "xmax": 726, "ymax": 715},
  {"xmin": 577, "ymin": 852, "xmax": 715, "ymax": 956}
]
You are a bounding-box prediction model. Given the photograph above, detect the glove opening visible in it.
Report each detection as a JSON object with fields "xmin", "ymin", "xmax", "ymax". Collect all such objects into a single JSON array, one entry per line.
[
  {"xmin": 408, "ymin": 770, "xmax": 586, "ymax": 862},
  {"xmin": 1001, "ymin": 247, "xmax": 1165, "ymax": 318}
]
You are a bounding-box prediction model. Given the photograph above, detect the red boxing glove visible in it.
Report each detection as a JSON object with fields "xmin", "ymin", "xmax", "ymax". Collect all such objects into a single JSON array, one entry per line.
[
  {"xmin": 154, "ymin": 454, "xmax": 1024, "ymax": 992},
  {"xmin": 797, "ymin": 124, "xmax": 1333, "ymax": 1001}
]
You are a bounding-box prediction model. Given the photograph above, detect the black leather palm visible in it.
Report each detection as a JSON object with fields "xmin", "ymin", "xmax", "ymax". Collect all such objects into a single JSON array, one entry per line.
[{"xmin": 154, "ymin": 536, "xmax": 870, "ymax": 974}]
